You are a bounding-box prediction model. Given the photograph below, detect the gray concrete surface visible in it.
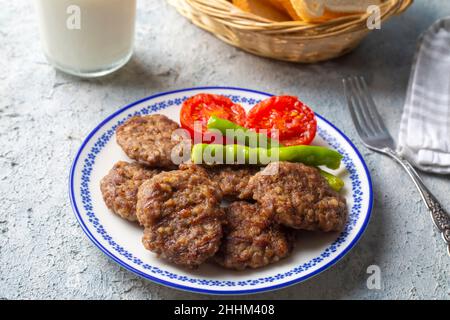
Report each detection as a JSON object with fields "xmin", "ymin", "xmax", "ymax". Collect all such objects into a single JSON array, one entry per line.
[{"xmin": 0, "ymin": 0, "xmax": 449, "ymax": 300}]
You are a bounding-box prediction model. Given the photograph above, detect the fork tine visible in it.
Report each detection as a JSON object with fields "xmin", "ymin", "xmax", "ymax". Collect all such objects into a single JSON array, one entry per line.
[
  {"xmin": 343, "ymin": 78, "xmax": 369, "ymax": 139},
  {"xmin": 357, "ymin": 76, "xmax": 390, "ymax": 135},
  {"xmin": 345, "ymin": 76, "xmax": 377, "ymax": 136},
  {"xmin": 348, "ymin": 76, "xmax": 379, "ymax": 136}
]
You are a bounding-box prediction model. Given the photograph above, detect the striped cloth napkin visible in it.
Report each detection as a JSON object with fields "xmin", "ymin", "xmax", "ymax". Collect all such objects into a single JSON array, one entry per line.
[{"xmin": 398, "ymin": 17, "xmax": 450, "ymax": 174}]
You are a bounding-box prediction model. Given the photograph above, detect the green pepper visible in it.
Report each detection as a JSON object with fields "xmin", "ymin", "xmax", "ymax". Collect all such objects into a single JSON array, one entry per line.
[
  {"xmin": 191, "ymin": 144, "xmax": 343, "ymax": 170},
  {"xmin": 206, "ymin": 116, "xmax": 279, "ymax": 148},
  {"xmin": 318, "ymin": 169, "xmax": 344, "ymax": 192}
]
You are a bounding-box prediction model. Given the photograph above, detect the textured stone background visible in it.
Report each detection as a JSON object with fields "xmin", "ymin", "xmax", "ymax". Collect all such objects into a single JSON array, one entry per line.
[{"xmin": 0, "ymin": 0, "xmax": 449, "ymax": 300}]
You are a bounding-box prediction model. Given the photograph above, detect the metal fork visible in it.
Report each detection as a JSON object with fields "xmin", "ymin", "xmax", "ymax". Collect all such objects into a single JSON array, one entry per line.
[{"xmin": 343, "ymin": 76, "xmax": 450, "ymax": 256}]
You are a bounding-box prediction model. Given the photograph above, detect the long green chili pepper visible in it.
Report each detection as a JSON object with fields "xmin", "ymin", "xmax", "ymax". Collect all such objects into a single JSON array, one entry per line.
[
  {"xmin": 201, "ymin": 117, "xmax": 344, "ymax": 190},
  {"xmin": 191, "ymin": 144, "xmax": 343, "ymax": 170},
  {"xmin": 318, "ymin": 169, "xmax": 344, "ymax": 192},
  {"xmin": 206, "ymin": 116, "xmax": 280, "ymax": 148}
]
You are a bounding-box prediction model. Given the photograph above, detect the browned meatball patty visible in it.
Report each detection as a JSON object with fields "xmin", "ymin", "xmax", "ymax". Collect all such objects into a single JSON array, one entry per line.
[
  {"xmin": 116, "ymin": 114, "xmax": 188, "ymax": 169},
  {"xmin": 100, "ymin": 161, "xmax": 161, "ymax": 222},
  {"xmin": 136, "ymin": 167, "xmax": 224, "ymax": 268},
  {"xmin": 242, "ymin": 162, "xmax": 347, "ymax": 232},
  {"xmin": 204, "ymin": 165, "xmax": 260, "ymax": 199},
  {"xmin": 215, "ymin": 202, "xmax": 293, "ymax": 270}
]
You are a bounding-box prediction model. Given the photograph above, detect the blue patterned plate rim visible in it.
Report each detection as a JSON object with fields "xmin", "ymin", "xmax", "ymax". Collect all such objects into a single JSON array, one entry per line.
[{"xmin": 69, "ymin": 86, "xmax": 373, "ymax": 295}]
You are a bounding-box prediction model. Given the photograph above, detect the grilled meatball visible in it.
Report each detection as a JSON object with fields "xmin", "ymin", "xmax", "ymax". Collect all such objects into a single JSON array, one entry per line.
[
  {"xmin": 100, "ymin": 161, "xmax": 161, "ymax": 222},
  {"xmin": 116, "ymin": 114, "xmax": 189, "ymax": 169},
  {"xmin": 242, "ymin": 162, "xmax": 347, "ymax": 232},
  {"xmin": 215, "ymin": 201, "xmax": 293, "ymax": 270},
  {"xmin": 204, "ymin": 165, "xmax": 260, "ymax": 199},
  {"xmin": 136, "ymin": 166, "xmax": 224, "ymax": 268}
]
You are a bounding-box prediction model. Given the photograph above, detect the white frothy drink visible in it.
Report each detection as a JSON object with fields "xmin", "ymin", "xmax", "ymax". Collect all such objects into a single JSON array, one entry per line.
[{"xmin": 35, "ymin": 0, "xmax": 136, "ymax": 77}]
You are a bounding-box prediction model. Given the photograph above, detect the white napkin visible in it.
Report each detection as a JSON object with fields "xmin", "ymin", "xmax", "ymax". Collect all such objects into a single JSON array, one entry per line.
[{"xmin": 398, "ymin": 17, "xmax": 450, "ymax": 174}]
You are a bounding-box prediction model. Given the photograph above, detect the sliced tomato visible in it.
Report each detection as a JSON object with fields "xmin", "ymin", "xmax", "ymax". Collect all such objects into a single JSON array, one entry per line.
[
  {"xmin": 180, "ymin": 93, "xmax": 246, "ymax": 143},
  {"xmin": 246, "ymin": 96, "xmax": 317, "ymax": 146}
]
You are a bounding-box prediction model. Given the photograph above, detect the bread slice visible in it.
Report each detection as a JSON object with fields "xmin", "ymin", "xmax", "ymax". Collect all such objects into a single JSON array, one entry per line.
[
  {"xmin": 268, "ymin": 0, "xmax": 339, "ymax": 21},
  {"xmin": 232, "ymin": 0, "xmax": 291, "ymax": 21},
  {"xmin": 324, "ymin": 0, "xmax": 382, "ymax": 13},
  {"xmin": 266, "ymin": 0, "xmax": 288, "ymax": 12},
  {"xmin": 289, "ymin": 0, "xmax": 381, "ymax": 22},
  {"xmin": 269, "ymin": 0, "xmax": 303, "ymax": 20}
]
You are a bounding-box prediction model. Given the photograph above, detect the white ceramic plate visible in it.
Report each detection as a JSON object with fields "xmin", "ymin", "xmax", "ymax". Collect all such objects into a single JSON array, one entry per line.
[{"xmin": 69, "ymin": 87, "xmax": 373, "ymax": 295}]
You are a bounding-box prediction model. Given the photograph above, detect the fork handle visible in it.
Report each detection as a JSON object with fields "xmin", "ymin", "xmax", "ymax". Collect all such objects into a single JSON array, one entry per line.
[{"xmin": 385, "ymin": 148, "xmax": 450, "ymax": 255}]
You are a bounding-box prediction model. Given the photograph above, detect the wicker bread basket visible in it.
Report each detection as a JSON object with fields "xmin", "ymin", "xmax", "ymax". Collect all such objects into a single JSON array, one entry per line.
[{"xmin": 167, "ymin": 0, "xmax": 413, "ymax": 63}]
